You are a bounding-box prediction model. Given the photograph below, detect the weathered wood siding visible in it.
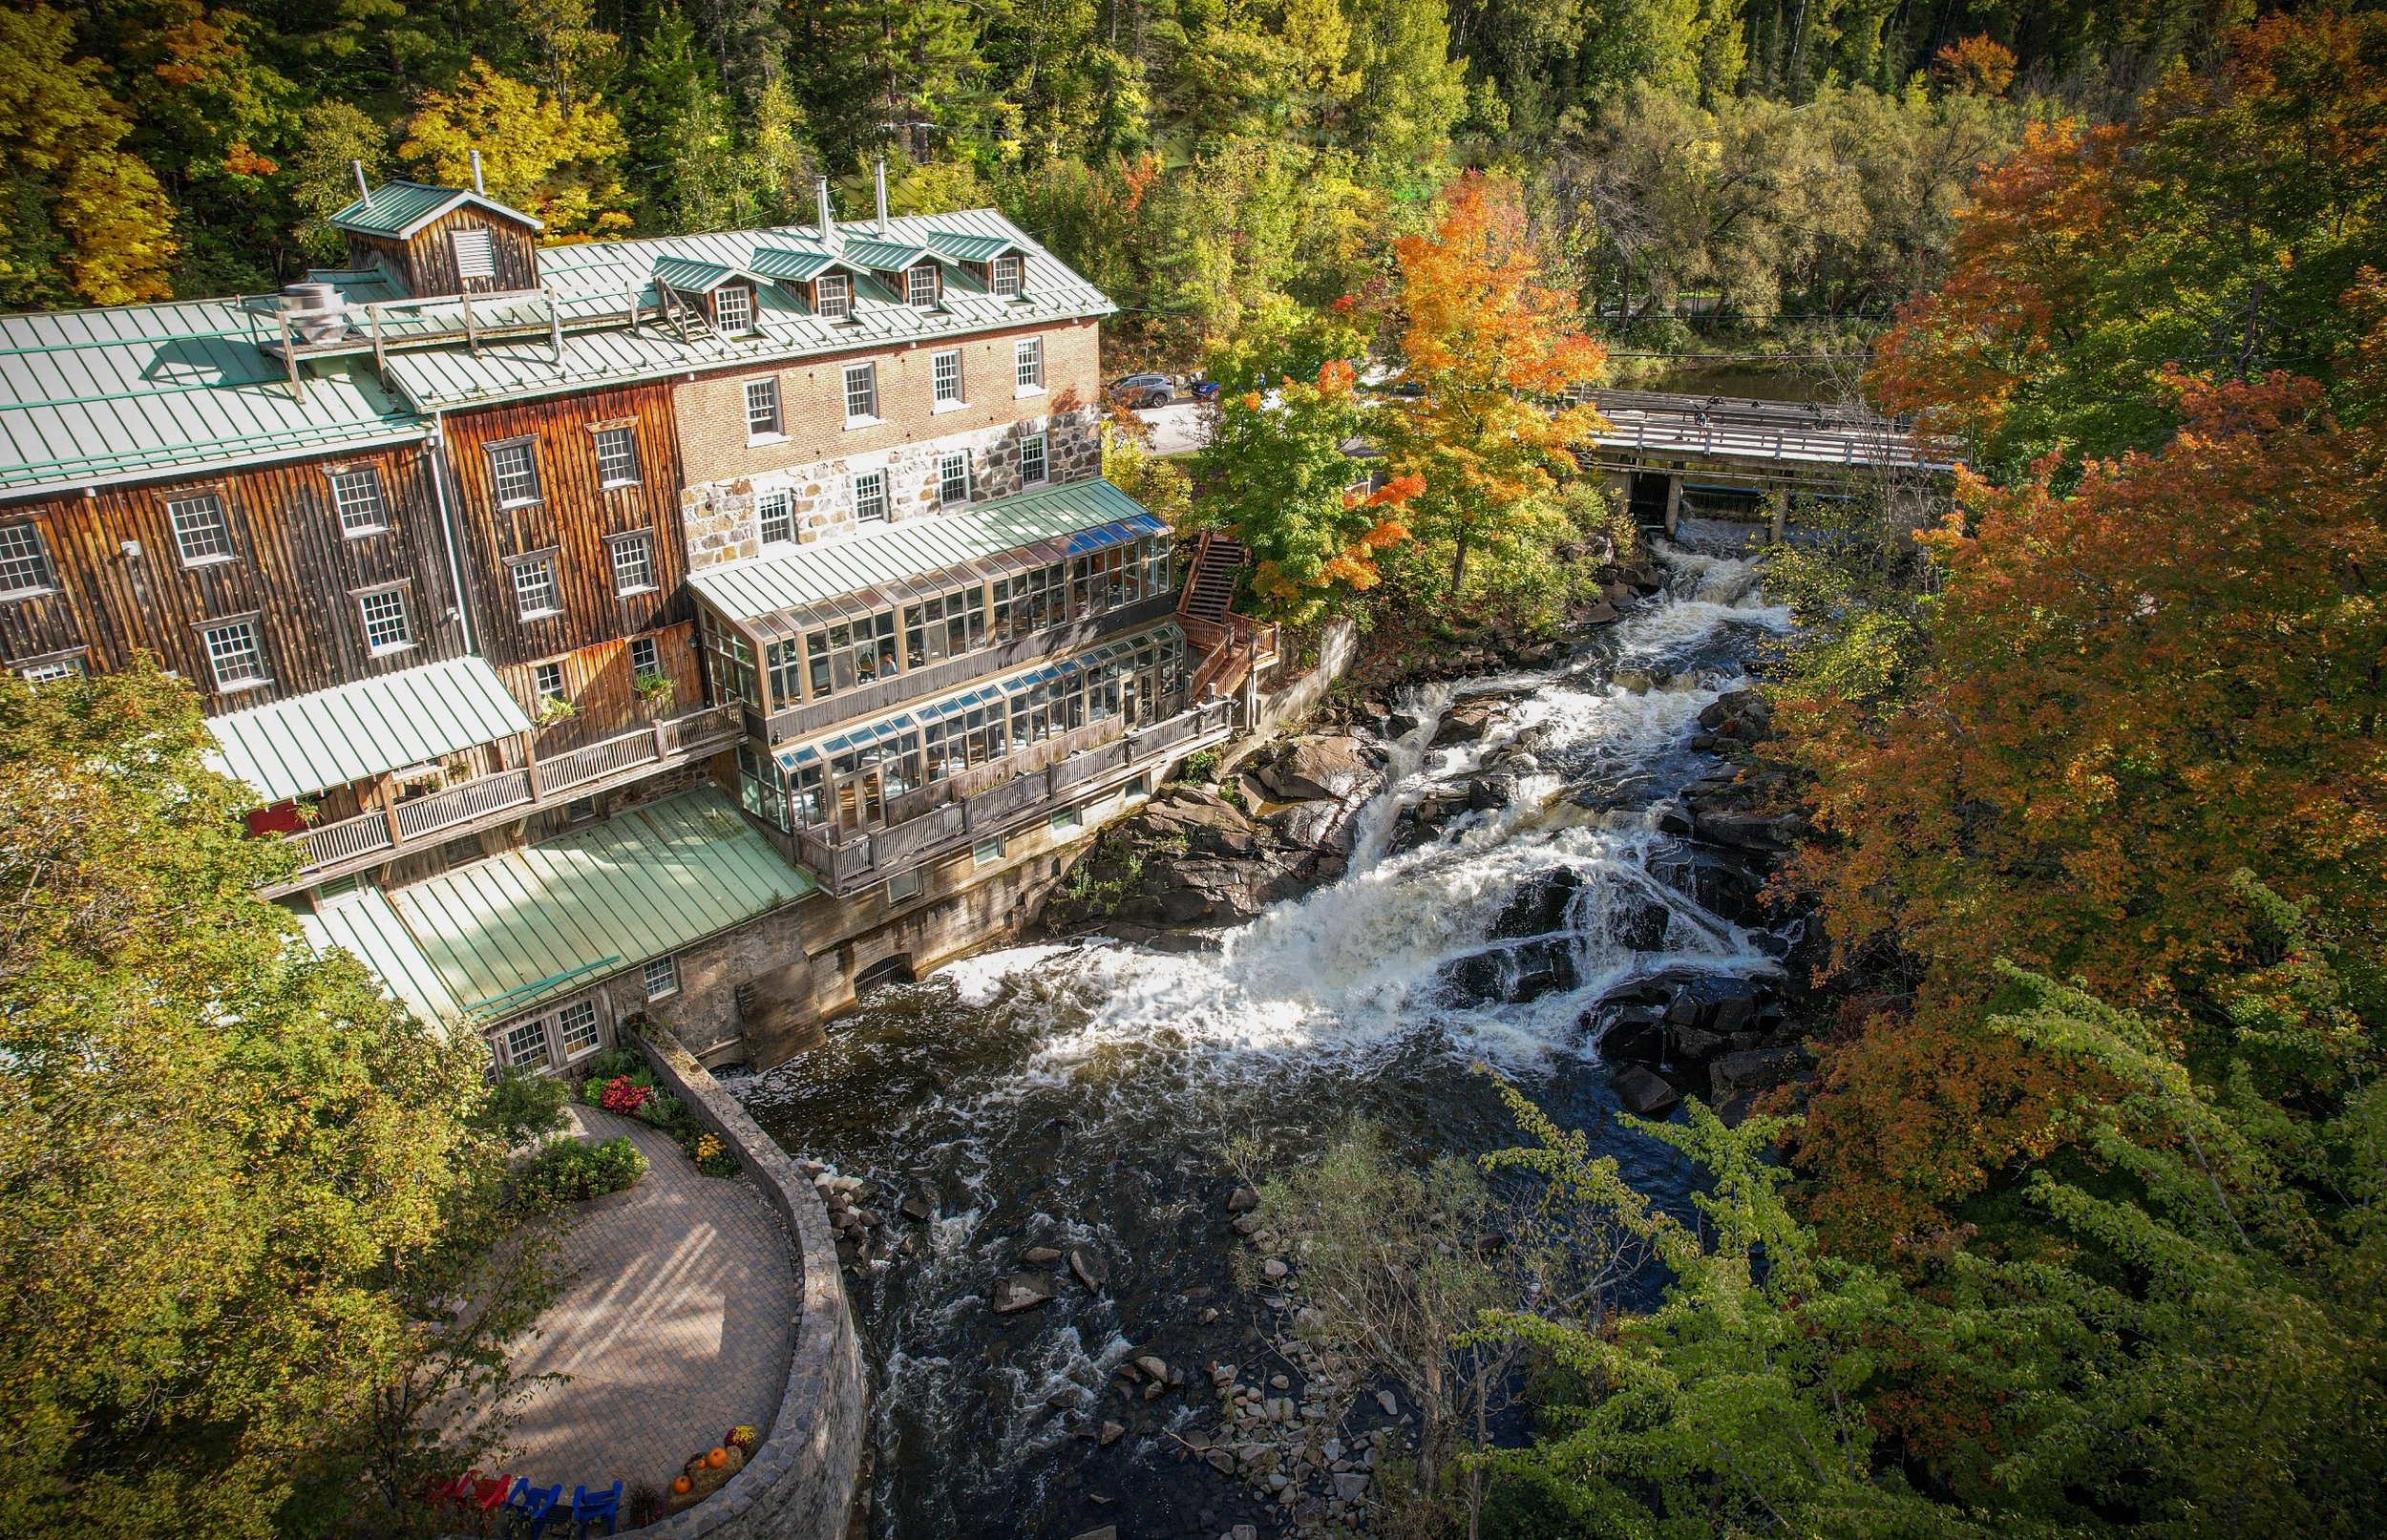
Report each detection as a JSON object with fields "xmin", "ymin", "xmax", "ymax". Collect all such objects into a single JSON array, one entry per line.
[
  {"xmin": 0, "ymin": 441, "xmax": 467, "ymax": 709},
  {"xmin": 495, "ymin": 622, "xmax": 707, "ymax": 755},
  {"xmin": 439, "ymin": 382, "xmax": 692, "ymax": 744},
  {"xmin": 344, "ymin": 204, "xmax": 541, "ymax": 297}
]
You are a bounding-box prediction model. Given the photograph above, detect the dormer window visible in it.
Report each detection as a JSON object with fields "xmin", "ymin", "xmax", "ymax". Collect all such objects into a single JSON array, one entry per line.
[
  {"xmin": 906, "ymin": 264, "xmax": 940, "ymax": 309},
  {"xmin": 815, "ymin": 272, "xmax": 852, "ymax": 320},
  {"xmin": 991, "ymin": 254, "xmax": 1024, "ymax": 298},
  {"xmin": 713, "ymin": 285, "xmax": 753, "ymax": 333}
]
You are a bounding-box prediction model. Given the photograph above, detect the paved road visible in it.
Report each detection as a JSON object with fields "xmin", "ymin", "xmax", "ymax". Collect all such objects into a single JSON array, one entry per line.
[
  {"xmin": 1134, "ymin": 401, "xmax": 1209, "ymax": 456},
  {"xmin": 496, "ymin": 1104, "xmax": 795, "ymax": 1499}
]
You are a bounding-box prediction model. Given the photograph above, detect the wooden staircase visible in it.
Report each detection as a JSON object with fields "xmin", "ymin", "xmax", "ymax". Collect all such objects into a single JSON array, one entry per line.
[
  {"xmin": 658, "ymin": 286, "xmax": 719, "ymax": 346},
  {"xmin": 1177, "ymin": 532, "xmax": 1278, "ymax": 707}
]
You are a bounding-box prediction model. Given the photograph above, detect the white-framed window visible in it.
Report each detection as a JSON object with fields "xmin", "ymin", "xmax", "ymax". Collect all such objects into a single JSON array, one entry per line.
[
  {"xmin": 451, "ymin": 225, "xmax": 496, "ymax": 281},
  {"xmin": 1015, "ymin": 336, "xmax": 1044, "ymax": 391},
  {"xmin": 0, "ymin": 524, "xmax": 54, "ymax": 597},
  {"xmin": 938, "ymin": 452, "xmax": 970, "ymax": 507},
  {"xmin": 991, "ymin": 254, "xmax": 1024, "ymax": 298},
  {"xmin": 533, "ymin": 661, "xmax": 566, "ymax": 703},
  {"xmin": 556, "ymin": 998, "xmax": 602, "ymax": 1058},
  {"xmin": 642, "ymin": 956, "xmax": 679, "ymax": 1000},
  {"xmin": 18, "ymin": 654, "xmax": 84, "ymax": 684},
  {"xmin": 609, "ymin": 532, "xmax": 656, "ymax": 596},
  {"xmin": 356, "ymin": 585, "xmax": 412, "ymax": 655},
  {"xmin": 713, "ymin": 285, "xmax": 753, "ymax": 333},
  {"xmin": 329, "ymin": 467, "xmax": 388, "ymax": 534},
  {"xmin": 843, "ymin": 362, "xmax": 877, "ymax": 423},
  {"xmin": 202, "ymin": 619, "xmax": 269, "ymax": 690},
  {"xmin": 932, "ymin": 348, "xmax": 962, "ymax": 406},
  {"xmin": 815, "ymin": 272, "xmax": 852, "ymax": 319},
  {"xmin": 1019, "ymin": 432, "xmax": 1048, "ymax": 484},
  {"xmin": 745, "ymin": 379, "xmax": 782, "ymax": 438},
  {"xmin": 973, "ymin": 836, "xmax": 1004, "ymax": 867},
  {"xmin": 594, "ymin": 427, "xmax": 640, "ymax": 488},
  {"xmin": 854, "ymin": 470, "xmax": 889, "ymax": 523},
  {"xmin": 511, "ymin": 556, "xmax": 560, "ymax": 620},
  {"xmin": 487, "ymin": 440, "xmax": 541, "ymax": 507},
  {"xmin": 888, "ymin": 868, "xmax": 925, "ymax": 902},
  {"xmin": 499, "ymin": 1015, "xmax": 548, "ymax": 1067},
  {"xmin": 1050, "ymin": 804, "xmax": 1080, "ymax": 834},
  {"xmin": 758, "ymin": 489, "xmax": 795, "ymax": 545},
  {"xmin": 629, "ymin": 634, "xmax": 661, "ymax": 677},
  {"xmin": 905, "ymin": 264, "xmax": 940, "ymax": 308},
  {"xmin": 167, "ymin": 494, "xmax": 235, "ymax": 564}
]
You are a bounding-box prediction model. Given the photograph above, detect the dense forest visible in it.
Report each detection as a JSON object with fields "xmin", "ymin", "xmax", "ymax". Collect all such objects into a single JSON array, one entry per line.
[
  {"xmin": 6, "ymin": 1, "xmax": 2386, "ymax": 1536},
  {"xmin": 0, "ymin": 0, "xmax": 2250, "ymax": 366}
]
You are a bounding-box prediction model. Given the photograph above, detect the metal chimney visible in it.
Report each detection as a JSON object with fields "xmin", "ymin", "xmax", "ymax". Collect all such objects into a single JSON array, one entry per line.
[
  {"xmin": 470, "ymin": 149, "xmax": 485, "ymax": 195},
  {"xmin": 351, "ymin": 159, "xmax": 371, "ymax": 206},
  {"xmin": 815, "ymin": 176, "xmax": 836, "ymax": 243},
  {"xmin": 875, "ymin": 157, "xmax": 889, "ymax": 232}
]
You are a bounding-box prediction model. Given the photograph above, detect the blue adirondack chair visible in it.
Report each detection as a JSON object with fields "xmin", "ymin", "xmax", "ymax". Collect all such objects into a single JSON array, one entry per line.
[
  {"xmin": 571, "ymin": 1480, "xmax": 623, "ymax": 1537},
  {"xmin": 505, "ymin": 1478, "xmax": 565, "ymax": 1538}
]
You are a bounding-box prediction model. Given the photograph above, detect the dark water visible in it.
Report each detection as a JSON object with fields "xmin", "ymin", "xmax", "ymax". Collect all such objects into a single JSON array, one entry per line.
[{"xmin": 738, "ymin": 539, "xmax": 1791, "ymax": 1539}]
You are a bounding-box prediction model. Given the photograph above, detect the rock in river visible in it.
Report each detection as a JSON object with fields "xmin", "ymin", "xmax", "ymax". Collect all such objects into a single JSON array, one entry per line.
[
  {"xmin": 992, "ymin": 1273, "xmax": 1057, "ymax": 1314},
  {"xmin": 1254, "ymin": 734, "xmax": 1381, "ymax": 802},
  {"xmin": 1069, "ymin": 1246, "xmax": 1109, "ymax": 1292},
  {"xmin": 1614, "ymin": 1065, "xmax": 1682, "ymax": 1117}
]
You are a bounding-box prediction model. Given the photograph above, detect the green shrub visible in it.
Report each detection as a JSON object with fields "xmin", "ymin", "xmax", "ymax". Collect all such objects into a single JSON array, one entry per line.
[
  {"xmin": 638, "ymin": 1090, "xmax": 685, "ymax": 1129},
  {"xmin": 518, "ymin": 1135, "xmax": 648, "ymax": 1204},
  {"xmin": 479, "ymin": 1066, "xmax": 569, "ymax": 1146}
]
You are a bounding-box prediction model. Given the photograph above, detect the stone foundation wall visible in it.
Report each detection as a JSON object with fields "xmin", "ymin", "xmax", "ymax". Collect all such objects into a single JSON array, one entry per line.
[{"xmin": 633, "ymin": 1024, "xmax": 866, "ymax": 1540}]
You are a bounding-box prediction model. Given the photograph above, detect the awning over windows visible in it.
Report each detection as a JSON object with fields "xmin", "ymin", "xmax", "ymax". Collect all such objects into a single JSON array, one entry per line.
[{"xmin": 207, "ymin": 655, "xmax": 535, "ymax": 804}]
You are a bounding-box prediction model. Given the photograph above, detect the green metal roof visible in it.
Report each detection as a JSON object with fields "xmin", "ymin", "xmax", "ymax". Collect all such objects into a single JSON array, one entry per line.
[
  {"xmin": 688, "ymin": 478, "xmax": 1163, "ymax": 624},
  {"xmin": 923, "ymin": 230, "xmax": 1020, "ymax": 264},
  {"xmin": 651, "ymin": 256, "xmax": 759, "ymax": 294},
  {"xmin": 749, "ymin": 245, "xmax": 854, "ymax": 283},
  {"xmin": 1, "ymin": 208, "xmax": 1109, "ymax": 487},
  {"xmin": 330, "ymin": 179, "xmax": 544, "ymax": 239},
  {"xmin": 0, "ymin": 303, "xmax": 428, "ymax": 496},
  {"xmin": 389, "ymin": 788, "xmax": 813, "ymax": 1020},
  {"xmin": 297, "ymin": 888, "xmax": 469, "ymax": 1025},
  {"xmin": 839, "ymin": 237, "xmax": 937, "ymax": 271},
  {"xmin": 206, "ymin": 656, "xmax": 535, "ymax": 803}
]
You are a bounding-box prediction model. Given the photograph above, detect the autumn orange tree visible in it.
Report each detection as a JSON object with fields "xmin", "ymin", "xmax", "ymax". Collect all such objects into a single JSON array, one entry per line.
[
  {"xmin": 1384, "ymin": 172, "xmax": 1608, "ymax": 600},
  {"xmin": 1869, "ymin": 11, "xmax": 2387, "ymax": 471},
  {"xmin": 1192, "ymin": 360, "xmax": 1420, "ymax": 625},
  {"xmin": 1778, "ymin": 323, "xmax": 2387, "ymax": 1256}
]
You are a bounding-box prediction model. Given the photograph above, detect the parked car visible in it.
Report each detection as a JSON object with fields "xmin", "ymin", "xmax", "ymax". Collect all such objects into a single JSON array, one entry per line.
[
  {"xmin": 1108, "ymin": 373, "xmax": 1174, "ymax": 408},
  {"xmin": 1188, "ymin": 375, "xmax": 1222, "ymax": 402}
]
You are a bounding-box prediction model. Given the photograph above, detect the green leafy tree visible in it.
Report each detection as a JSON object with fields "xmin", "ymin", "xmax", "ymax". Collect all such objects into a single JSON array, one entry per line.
[
  {"xmin": 1192, "ymin": 358, "xmax": 1419, "ymax": 624},
  {"xmin": 0, "ymin": 662, "xmax": 561, "ymax": 1538}
]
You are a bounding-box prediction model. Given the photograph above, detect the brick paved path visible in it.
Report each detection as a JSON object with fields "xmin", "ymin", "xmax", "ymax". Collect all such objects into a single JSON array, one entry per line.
[{"xmin": 499, "ymin": 1104, "xmax": 796, "ymax": 1500}]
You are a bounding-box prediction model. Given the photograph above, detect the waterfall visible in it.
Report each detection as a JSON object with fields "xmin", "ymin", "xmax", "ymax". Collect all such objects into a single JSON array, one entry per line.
[{"xmin": 741, "ymin": 538, "xmax": 1794, "ymax": 1538}]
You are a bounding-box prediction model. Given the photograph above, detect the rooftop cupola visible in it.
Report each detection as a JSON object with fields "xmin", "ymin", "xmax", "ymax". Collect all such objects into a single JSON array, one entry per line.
[{"xmin": 328, "ymin": 173, "xmax": 544, "ymax": 298}]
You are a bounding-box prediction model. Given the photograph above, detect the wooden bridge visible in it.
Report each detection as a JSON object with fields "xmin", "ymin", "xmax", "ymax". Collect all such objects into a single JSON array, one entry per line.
[{"xmin": 1574, "ymin": 389, "xmax": 1965, "ymax": 538}]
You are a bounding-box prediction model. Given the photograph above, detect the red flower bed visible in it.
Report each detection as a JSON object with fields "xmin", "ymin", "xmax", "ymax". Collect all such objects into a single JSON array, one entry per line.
[{"xmin": 599, "ymin": 1076, "xmax": 653, "ymax": 1114}]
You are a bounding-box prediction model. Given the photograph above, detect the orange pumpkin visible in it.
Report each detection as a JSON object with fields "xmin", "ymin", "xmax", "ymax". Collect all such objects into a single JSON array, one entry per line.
[
  {"xmin": 671, "ymin": 1476, "xmax": 692, "ymax": 1495},
  {"xmin": 706, "ymin": 1447, "xmax": 729, "ymax": 1468}
]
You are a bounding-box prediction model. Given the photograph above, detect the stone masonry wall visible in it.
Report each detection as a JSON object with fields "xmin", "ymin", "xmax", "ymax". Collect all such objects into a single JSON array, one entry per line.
[
  {"xmin": 679, "ymin": 409, "xmax": 1102, "ymax": 571},
  {"xmin": 634, "ymin": 1023, "xmax": 866, "ymax": 1540},
  {"xmin": 674, "ymin": 318, "xmax": 1104, "ymax": 572}
]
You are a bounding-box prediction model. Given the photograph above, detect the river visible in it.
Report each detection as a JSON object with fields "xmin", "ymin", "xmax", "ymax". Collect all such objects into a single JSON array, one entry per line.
[{"xmin": 737, "ymin": 532, "xmax": 1792, "ymax": 1539}]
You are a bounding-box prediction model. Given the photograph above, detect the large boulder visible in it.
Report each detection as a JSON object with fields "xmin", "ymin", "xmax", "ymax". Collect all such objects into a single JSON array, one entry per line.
[
  {"xmin": 1429, "ymin": 700, "xmax": 1500, "ymax": 747},
  {"xmin": 1256, "ymin": 734, "xmax": 1380, "ymax": 802},
  {"xmin": 992, "ymin": 1273, "xmax": 1058, "ymax": 1313},
  {"xmin": 1614, "ymin": 1065, "xmax": 1681, "ymax": 1117},
  {"xmin": 1442, "ymin": 938, "xmax": 1577, "ymax": 1004},
  {"xmin": 1491, "ymin": 866, "xmax": 1586, "ymax": 939},
  {"xmin": 1709, "ymin": 1044, "xmax": 1808, "ymax": 1101},
  {"xmin": 1139, "ymin": 786, "xmax": 1263, "ymax": 858}
]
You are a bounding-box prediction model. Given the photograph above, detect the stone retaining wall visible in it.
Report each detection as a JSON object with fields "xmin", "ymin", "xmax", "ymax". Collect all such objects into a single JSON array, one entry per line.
[
  {"xmin": 635, "ymin": 1024, "xmax": 866, "ymax": 1539},
  {"xmin": 1252, "ymin": 617, "xmax": 1359, "ymax": 737}
]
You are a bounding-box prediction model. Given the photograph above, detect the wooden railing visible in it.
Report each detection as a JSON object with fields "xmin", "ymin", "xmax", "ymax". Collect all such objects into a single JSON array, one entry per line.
[
  {"xmin": 275, "ymin": 705, "xmax": 742, "ymax": 891},
  {"xmin": 786, "ymin": 699, "xmax": 1235, "ymax": 896}
]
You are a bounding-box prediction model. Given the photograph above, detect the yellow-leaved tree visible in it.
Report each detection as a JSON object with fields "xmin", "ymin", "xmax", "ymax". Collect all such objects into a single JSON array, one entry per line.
[
  {"xmin": 402, "ymin": 60, "xmax": 631, "ymax": 238},
  {"xmin": 0, "ymin": 4, "xmax": 177, "ymax": 306}
]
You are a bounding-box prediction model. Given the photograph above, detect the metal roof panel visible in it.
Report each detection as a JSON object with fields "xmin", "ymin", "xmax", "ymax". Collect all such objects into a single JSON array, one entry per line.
[
  {"xmin": 205, "ymin": 656, "xmax": 535, "ymax": 802},
  {"xmin": 687, "ymin": 479, "xmax": 1162, "ymax": 624}
]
